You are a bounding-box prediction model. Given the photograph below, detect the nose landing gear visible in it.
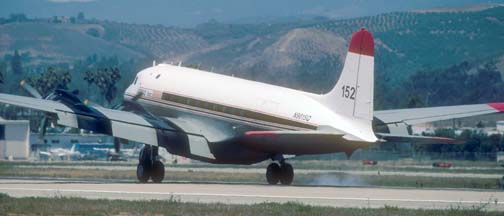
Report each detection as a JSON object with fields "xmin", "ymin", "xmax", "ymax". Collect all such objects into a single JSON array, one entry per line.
[{"xmin": 136, "ymin": 145, "xmax": 165, "ymax": 183}]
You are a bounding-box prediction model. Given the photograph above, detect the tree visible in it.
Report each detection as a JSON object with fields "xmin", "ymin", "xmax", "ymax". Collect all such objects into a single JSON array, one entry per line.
[
  {"xmin": 8, "ymin": 13, "xmax": 28, "ymax": 22},
  {"xmin": 83, "ymin": 67, "xmax": 121, "ymax": 106},
  {"xmin": 10, "ymin": 50, "xmax": 23, "ymax": 76},
  {"xmin": 0, "ymin": 61, "xmax": 5, "ymax": 84},
  {"xmin": 83, "ymin": 70, "xmax": 95, "ymax": 87},
  {"xmin": 77, "ymin": 12, "xmax": 85, "ymax": 20},
  {"xmin": 466, "ymin": 62, "xmax": 503, "ymax": 103},
  {"xmin": 406, "ymin": 95, "xmax": 424, "ymax": 108},
  {"xmin": 488, "ymin": 134, "xmax": 501, "ymax": 152},
  {"xmin": 26, "ymin": 67, "xmax": 72, "ymax": 97}
]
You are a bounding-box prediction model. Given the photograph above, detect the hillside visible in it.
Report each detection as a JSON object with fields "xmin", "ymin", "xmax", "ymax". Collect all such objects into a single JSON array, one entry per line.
[
  {"xmin": 187, "ymin": 6, "xmax": 504, "ymax": 91},
  {"xmin": 0, "ymin": 6, "xmax": 503, "ymax": 101},
  {"xmin": 0, "ymin": 22, "xmax": 146, "ymax": 65}
]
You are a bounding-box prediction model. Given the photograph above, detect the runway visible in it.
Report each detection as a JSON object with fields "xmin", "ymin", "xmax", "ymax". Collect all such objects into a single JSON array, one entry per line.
[
  {"xmin": 18, "ymin": 165, "xmax": 504, "ymax": 179},
  {"xmin": 0, "ymin": 179, "xmax": 503, "ymax": 210}
]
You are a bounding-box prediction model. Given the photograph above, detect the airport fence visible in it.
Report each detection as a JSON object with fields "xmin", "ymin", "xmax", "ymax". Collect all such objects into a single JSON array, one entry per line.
[
  {"xmin": 298, "ymin": 150, "xmax": 499, "ymax": 162},
  {"xmin": 351, "ymin": 150, "xmax": 498, "ymax": 162}
]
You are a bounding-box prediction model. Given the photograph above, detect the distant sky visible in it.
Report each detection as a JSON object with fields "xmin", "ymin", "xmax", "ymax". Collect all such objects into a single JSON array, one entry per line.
[{"xmin": 1, "ymin": 0, "xmax": 503, "ymax": 27}]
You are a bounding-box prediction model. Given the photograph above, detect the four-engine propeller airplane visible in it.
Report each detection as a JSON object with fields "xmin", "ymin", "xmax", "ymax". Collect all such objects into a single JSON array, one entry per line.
[{"xmin": 1, "ymin": 28, "xmax": 503, "ymax": 185}]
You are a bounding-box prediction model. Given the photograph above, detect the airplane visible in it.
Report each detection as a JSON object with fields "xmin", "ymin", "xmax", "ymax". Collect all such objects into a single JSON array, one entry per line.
[
  {"xmin": 1, "ymin": 28, "xmax": 503, "ymax": 185},
  {"xmin": 39, "ymin": 145, "xmax": 81, "ymax": 161}
]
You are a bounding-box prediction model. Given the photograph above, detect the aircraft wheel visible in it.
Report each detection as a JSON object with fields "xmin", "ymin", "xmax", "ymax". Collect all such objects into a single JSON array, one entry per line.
[
  {"xmin": 266, "ymin": 163, "xmax": 281, "ymax": 185},
  {"xmin": 151, "ymin": 161, "xmax": 165, "ymax": 183},
  {"xmin": 279, "ymin": 163, "xmax": 294, "ymax": 185},
  {"xmin": 136, "ymin": 164, "xmax": 150, "ymax": 183}
]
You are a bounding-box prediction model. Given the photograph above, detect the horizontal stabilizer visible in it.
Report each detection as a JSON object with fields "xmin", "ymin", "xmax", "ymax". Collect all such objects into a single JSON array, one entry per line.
[
  {"xmin": 375, "ymin": 103, "xmax": 504, "ymax": 125},
  {"xmin": 239, "ymin": 131, "xmax": 371, "ymax": 156},
  {"xmin": 376, "ymin": 133, "xmax": 463, "ymax": 145}
]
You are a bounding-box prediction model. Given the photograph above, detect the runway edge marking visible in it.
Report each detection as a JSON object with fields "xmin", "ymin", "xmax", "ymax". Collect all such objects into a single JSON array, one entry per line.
[{"xmin": 0, "ymin": 187, "xmax": 502, "ymax": 205}]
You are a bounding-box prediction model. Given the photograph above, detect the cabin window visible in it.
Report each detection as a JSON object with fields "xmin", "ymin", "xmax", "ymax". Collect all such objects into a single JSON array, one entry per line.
[
  {"xmin": 174, "ymin": 96, "xmax": 182, "ymax": 104},
  {"xmin": 155, "ymin": 74, "xmax": 161, "ymax": 79}
]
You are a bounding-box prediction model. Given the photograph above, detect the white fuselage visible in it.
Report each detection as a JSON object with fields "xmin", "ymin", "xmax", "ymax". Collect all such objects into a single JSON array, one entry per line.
[{"xmin": 124, "ymin": 64, "xmax": 374, "ymax": 142}]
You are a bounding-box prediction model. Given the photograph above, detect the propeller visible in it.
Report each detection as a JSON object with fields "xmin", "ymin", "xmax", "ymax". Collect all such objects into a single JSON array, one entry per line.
[
  {"xmin": 21, "ymin": 79, "xmax": 143, "ymax": 154},
  {"xmin": 131, "ymin": 92, "xmax": 143, "ymax": 101},
  {"xmin": 20, "ymin": 80, "xmax": 49, "ymax": 143},
  {"xmin": 37, "ymin": 117, "xmax": 49, "ymax": 143},
  {"xmin": 114, "ymin": 137, "xmax": 121, "ymax": 153},
  {"xmin": 83, "ymin": 98, "xmax": 103, "ymax": 107},
  {"xmin": 106, "ymin": 92, "xmax": 143, "ymax": 154},
  {"xmin": 20, "ymin": 80, "xmax": 42, "ymax": 99}
]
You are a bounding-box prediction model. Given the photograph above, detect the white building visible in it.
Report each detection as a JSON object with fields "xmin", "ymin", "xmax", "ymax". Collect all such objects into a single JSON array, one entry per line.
[
  {"xmin": 0, "ymin": 117, "xmax": 30, "ymax": 160},
  {"xmin": 497, "ymin": 121, "xmax": 504, "ymax": 133}
]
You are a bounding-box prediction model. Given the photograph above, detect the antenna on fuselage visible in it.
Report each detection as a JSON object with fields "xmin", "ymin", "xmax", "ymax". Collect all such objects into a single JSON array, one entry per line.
[
  {"xmin": 153, "ymin": 60, "xmax": 156, "ymax": 67},
  {"xmin": 178, "ymin": 61, "xmax": 182, "ymax": 67}
]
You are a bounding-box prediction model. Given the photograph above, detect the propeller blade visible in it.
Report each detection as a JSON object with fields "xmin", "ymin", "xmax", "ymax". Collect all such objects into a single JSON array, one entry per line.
[
  {"xmin": 131, "ymin": 92, "xmax": 143, "ymax": 101},
  {"xmin": 83, "ymin": 99, "xmax": 103, "ymax": 107},
  {"xmin": 20, "ymin": 80, "xmax": 43, "ymax": 99},
  {"xmin": 37, "ymin": 116, "xmax": 48, "ymax": 143},
  {"xmin": 114, "ymin": 137, "xmax": 121, "ymax": 153}
]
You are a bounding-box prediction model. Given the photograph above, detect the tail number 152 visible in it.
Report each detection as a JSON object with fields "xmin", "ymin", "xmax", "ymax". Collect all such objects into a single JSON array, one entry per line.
[{"xmin": 341, "ymin": 85, "xmax": 356, "ymax": 100}]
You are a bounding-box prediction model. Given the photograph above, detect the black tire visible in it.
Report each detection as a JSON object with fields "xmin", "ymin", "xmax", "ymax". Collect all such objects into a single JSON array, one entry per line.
[
  {"xmin": 279, "ymin": 163, "xmax": 294, "ymax": 185},
  {"xmin": 151, "ymin": 161, "xmax": 165, "ymax": 183},
  {"xmin": 266, "ymin": 163, "xmax": 281, "ymax": 185},
  {"xmin": 136, "ymin": 164, "xmax": 150, "ymax": 183},
  {"xmin": 139, "ymin": 146, "xmax": 152, "ymax": 166}
]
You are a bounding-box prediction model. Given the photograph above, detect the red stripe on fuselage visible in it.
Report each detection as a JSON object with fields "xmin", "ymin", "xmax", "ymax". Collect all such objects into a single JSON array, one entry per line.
[{"xmin": 244, "ymin": 131, "xmax": 279, "ymax": 137}]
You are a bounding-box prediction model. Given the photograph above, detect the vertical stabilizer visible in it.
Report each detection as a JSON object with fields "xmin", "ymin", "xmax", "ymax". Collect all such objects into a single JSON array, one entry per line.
[{"xmin": 319, "ymin": 28, "xmax": 375, "ymax": 121}]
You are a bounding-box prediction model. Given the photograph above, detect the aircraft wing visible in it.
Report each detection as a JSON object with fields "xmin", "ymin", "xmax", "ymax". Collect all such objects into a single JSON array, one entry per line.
[
  {"xmin": 237, "ymin": 130, "xmax": 371, "ymax": 156},
  {"xmin": 374, "ymin": 103, "xmax": 504, "ymax": 125},
  {"xmin": 0, "ymin": 93, "xmax": 203, "ymax": 148},
  {"xmin": 238, "ymin": 129, "xmax": 460, "ymax": 156},
  {"xmin": 375, "ymin": 133, "xmax": 462, "ymax": 145}
]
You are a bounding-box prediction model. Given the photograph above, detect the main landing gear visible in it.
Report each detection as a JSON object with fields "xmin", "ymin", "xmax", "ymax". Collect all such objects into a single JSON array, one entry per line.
[
  {"xmin": 266, "ymin": 160, "xmax": 294, "ymax": 185},
  {"xmin": 137, "ymin": 145, "xmax": 165, "ymax": 183}
]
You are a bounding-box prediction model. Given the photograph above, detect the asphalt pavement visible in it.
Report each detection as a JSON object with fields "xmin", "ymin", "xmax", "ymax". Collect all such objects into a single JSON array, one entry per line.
[{"xmin": 0, "ymin": 179, "xmax": 503, "ymax": 210}]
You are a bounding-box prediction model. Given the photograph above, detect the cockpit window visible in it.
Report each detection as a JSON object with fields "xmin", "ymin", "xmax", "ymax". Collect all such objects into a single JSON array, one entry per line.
[
  {"xmin": 156, "ymin": 74, "xmax": 161, "ymax": 79},
  {"xmin": 133, "ymin": 77, "xmax": 138, "ymax": 85}
]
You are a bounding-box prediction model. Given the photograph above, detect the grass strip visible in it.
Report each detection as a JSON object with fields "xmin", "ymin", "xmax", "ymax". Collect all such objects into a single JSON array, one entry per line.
[
  {"xmin": 1, "ymin": 166, "xmax": 502, "ymax": 189},
  {"xmin": 2, "ymin": 160, "xmax": 502, "ymax": 175},
  {"xmin": 0, "ymin": 193, "xmax": 501, "ymax": 216}
]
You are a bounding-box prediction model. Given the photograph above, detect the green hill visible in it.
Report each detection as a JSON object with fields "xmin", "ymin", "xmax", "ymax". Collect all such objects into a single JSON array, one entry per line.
[
  {"xmin": 0, "ymin": 5, "xmax": 503, "ymax": 108},
  {"xmin": 187, "ymin": 6, "xmax": 504, "ymax": 90},
  {"xmin": 0, "ymin": 22, "xmax": 146, "ymax": 65}
]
